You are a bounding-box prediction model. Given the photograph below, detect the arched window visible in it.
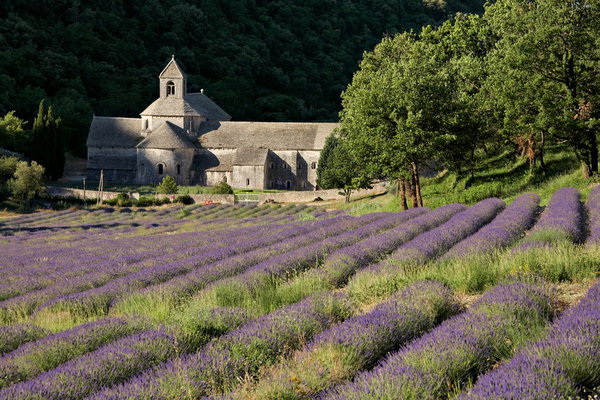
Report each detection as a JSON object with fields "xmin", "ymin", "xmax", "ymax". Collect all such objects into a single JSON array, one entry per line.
[
  {"xmin": 167, "ymin": 81, "xmax": 175, "ymax": 96},
  {"xmin": 286, "ymin": 180, "xmax": 291, "ymax": 189},
  {"xmin": 302, "ymin": 181, "xmax": 307, "ymax": 189},
  {"xmin": 281, "ymin": 162, "xmax": 287, "ymax": 169},
  {"xmin": 143, "ymin": 119, "xmax": 149, "ymax": 130},
  {"xmin": 311, "ymin": 162, "xmax": 317, "ymax": 169},
  {"xmin": 298, "ymin": 162, "xmax": 302, "ymax": 170},
  {"xmin": 176, "ymin": 164, "xmax": 181, "ymax": 175},
  {"xmin": 157, "ymin": 163, "xmax": 164, "ymax": 175},
  {"xmin": 269, "ymin": 162, "xmax": 275, "ymax": 169},
  {"xmin": 246, "ymin": 178, "xmax": 250, "ymax": 186},
  {"xmin": 223, "ymin": 175, "xmax": 227, "ymax": 182}
]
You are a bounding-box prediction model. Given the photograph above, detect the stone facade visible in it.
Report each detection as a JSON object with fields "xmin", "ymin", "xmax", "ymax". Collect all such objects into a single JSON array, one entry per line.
[{"xmin": 86, "ymin": 57, "xmax": 337, "ymax": 190}]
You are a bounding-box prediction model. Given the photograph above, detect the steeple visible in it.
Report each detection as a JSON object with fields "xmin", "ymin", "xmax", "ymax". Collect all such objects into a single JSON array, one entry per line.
[{"xmin": 159, "ymin": 56, "xmax": 186, "ymax": 99}]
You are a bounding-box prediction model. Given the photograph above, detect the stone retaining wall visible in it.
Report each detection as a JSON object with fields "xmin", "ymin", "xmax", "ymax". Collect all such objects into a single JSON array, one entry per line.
[
  {"xmin": 257, "ymin": 183, "xmax": 387, "ymax": 204},
  {"xmin": 46, "ymin": 187, "xmax": 119, "ymax": 201},
  {"xmin": 157, "ymin": 193, "xmax": 235, "ymax": 205}
]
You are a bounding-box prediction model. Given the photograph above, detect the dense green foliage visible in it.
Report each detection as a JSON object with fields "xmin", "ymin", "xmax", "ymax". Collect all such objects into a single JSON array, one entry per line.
[
  {"xmin": 9, "ymin": 160, "xmax": 45, "ymax": 209},
  {"xmin": 30, "ymin": 101, "xmax": 65, "ymax": 180},
  {"xmin": 157, "ymin": 175, "xmax": 179, "ymax": 194},
  {"xmin": 338, "ymin": 0, "xmax": 600, "ymax": 204},
  {"xmin": 211, "ymin": 181, "xmax": 234, "ymax": 194},
  {"xmin": 0, "ymin": 0, "xmax": 483, "ymax": 158}
]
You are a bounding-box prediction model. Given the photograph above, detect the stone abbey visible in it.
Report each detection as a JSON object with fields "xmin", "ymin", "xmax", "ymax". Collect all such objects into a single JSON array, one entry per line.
[{"xmin": 86, "ymin": 57, "xmax": 338, "ymax": 190}]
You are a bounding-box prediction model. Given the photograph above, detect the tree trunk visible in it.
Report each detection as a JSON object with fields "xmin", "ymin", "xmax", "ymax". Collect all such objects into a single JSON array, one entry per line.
[
  {"xmin": 398, "ymin": 178, "xmax": 408, "ymax": 210},
  {"xmin": 344, "ymin": 189, "xmax": 351, "ymax": 203},
  {"xmin": 539, "ymin": 130, "xmax": 547, "ymax": 174},
  {"xmin": 411, "ymin": 162, "xmax": 423, "ymax": 207},
  {"xmin": 589, "ymin": 129, "xmax": 598, "ymax": 175},
  {"xmin": 409, "ymin": 170, "xmax": 418, "ymax": 208}
]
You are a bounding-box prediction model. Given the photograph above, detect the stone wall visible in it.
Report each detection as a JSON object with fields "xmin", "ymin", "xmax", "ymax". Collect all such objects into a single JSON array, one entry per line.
[
  {"xmin": 157, "ymin": 193, "xmax": 235, "ymax": 204},
  {"xmin": 257, "ymin": 183, "xmax": 387, "ymax": 204},
  {"xmin": 46, "ymin": 187, "xmax": 119, "ymax": 201}
]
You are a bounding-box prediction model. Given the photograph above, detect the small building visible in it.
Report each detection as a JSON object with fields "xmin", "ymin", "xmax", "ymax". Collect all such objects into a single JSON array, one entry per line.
[{"xmin": 86, "ymin": 57, "xmax": 338, "ymax": 190}]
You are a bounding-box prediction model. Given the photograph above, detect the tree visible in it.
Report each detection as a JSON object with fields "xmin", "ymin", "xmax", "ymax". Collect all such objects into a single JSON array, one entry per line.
[
  {"xmin": 157, "ymin": 175, "xmax": 178, "ymax": 194},
  {"xmin": 484, "ymin": 0, "xmax": 600, "ymax": 176},
  {"xmin": 9, "ymin": 160, "xmax": 45, "ymax": 209},
  {"xmin": 211, "ymin": 181, "xmax": 234, "ymax": 194},
  {"xmin": 0, "ymin": 111, "xmax": 29, "ymax": 153},
  {"xmin": 317, "ymin": 132, "xmax": 370, "ymax": 203},
  {"xmin": 0, "ymin": 156, "xmax": 21, "ymax": 200},
  {"xmin": 339, "ymin": 30, "xmax": 476, "ymax": 206},
  {"xmin": 30, "ymin": 100, "xmax": 65, "ymax": 180}
]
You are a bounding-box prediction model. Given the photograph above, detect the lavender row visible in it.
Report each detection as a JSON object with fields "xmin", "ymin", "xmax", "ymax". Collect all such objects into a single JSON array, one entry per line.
[
  {"xmin": 0, "ymin": 318, "xmax": 148, "ymax": 388},
  {"xmin": 0, "ymin": 224, "xmax": 291, "ymax": 322},
  {"xmin": 526, "ymin": 187, "xmax": 583, "ymax": 243},
  {"xmin": 195, "ymin": 210, "xmax": 427, "ymax": 310},
  {"xmin": 312, "ymin": 204, "xmax": 464, "ymax": 287},
  {"xmin": 112, "ymin": 213, "xmax": 387, "ymax": 315},
  {"xmin": 0, "ymin": 324, "xmax": 49, "ymax": 356},
  {"xmin": 87, "ymin": 293, "xmax": 353, "ymax": 400},
  {"xmin": 321, "ymin": 281, "xmax": 554, "ymax": 400},
  {"xmin": 389, "ymin": 198, "xmax": 505, "ymax": 264},
  {"xmin": 445, "ymin": 193, "xmax": 540, "ymax": 257},
  {"xmin": 228, "ymin": 281, "xmax": 461, "ymax": 400},
  {"xmin": 586, "ymin": 185, "xmax": 600, "ymax": 245},
  {"xmin": 35, "ymin": 215, "xmax": 375, "ymax": 321},
  {"xmin": 0, "ymin": 329, "xmax": 179, "ymax": 400},
  {"xmin": 458, "ymin": 280, "xmax": 600, "ymax": 399}
]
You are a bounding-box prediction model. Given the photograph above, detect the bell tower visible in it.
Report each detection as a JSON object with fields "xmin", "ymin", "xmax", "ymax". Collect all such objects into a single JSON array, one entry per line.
[{"xmin": 159, "ymin": 55, "xmax": 186, "ymax": 99}]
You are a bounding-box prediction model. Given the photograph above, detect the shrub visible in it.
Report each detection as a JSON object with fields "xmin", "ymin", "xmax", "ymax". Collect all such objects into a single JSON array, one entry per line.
[
  {"xmin": 116, "ymin": 193, "xmax": 132, "ymax": 207},
  {"xmin": 9, "ymin": 160, "xmax": 45, "ymax": 209},
  {"xmin": 211, "ymin": 181, "xmax": 233, "ymax": 194},
  {"xmin": 175, "ymin": 194, "xmax": 194, "ymax": 205},
  {"xmin": 157, "ymin": 176, "xmax": 178, "ymax": 194}
]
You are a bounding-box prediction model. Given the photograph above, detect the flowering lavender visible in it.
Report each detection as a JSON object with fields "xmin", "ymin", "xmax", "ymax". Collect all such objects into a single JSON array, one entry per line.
[
  {"xmin": 0, "ymin": 324, "xmax": 48, "ymax": 356},
  {"xmin": 307, "ymin": 203, "xmax": 463, "ymax": 287},
  {"xmin": 389, "ymin": 198, "xmax": 505, "ymax": 264},
  {"xmin": 445, "ymin": 193, "xmax": 540, "ymax": 257},
  {"xmin": 85, "ymin": 293, "xmax": 352, "ymax": 400},
  {"xmin": 586, "ymin": 185, "xmax": 600, "ymax": 245},
  {"xmin": 0, "ymin": 317, "xmax": 148, "ymax": 388},
  {"xmin": 458, "ymin": 281, "xmax": 600, "ymax": 399},
  {"xmin": 521, "ymin": 187, "xmax": 584, "ymax": 247},
  {"xmin": 0, "ymin": 329, "xmax": 179, "ymax": 400},
  {"xmin": 228, "ymin": 281, "xmax": 461, "ymax": 400},
  {"xmin": 321, "ymin": 282, "xmax": 554, "ymax": 400}
]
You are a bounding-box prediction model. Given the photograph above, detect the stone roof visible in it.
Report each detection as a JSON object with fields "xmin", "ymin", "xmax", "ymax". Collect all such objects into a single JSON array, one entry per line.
[
  {"xmin": 86, "ymin": 117, "xmax": 142, "ymax": 148},
  {"xmin": 140, "ymin": 93, "xmax": 231, "ymax": 120},
  {"xmin": 234, "ymin": 148, "xmax": 268, "ymax": 166},
  {"xmin": 136, "ymin": 121, "xmax": 196, "ymax": 149},
  {"xmin": 194, "ymin": 151, "xmax": 234, "ymax": 172},
  {"xmin": 198, "ymin": 121, "xmax": 338, "ymax": 151},
  {"xmin": 159, "ymin": 57, "xmax": 185, "ymax": 79}
]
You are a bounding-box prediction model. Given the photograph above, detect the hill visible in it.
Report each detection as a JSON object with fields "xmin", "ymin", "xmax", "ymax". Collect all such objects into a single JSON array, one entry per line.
[{"xmin": 0, "ymin": 0, "xmax": 483, "ymax": 156}]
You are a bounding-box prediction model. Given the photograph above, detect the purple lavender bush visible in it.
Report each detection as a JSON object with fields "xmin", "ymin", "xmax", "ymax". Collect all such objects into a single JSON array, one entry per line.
[
  {"xmin": 86, "ymin": 293, "xmax": 353, "ymax": 400},
  {"xmin": 389, "ymin": 198, "xmax": 505, "ymax": 264},
  {"xmin": 320, "ymin": 282, "xmax": 554, "ymax": 400},
  {"xmin": 516, "ymin": 187, "xmax": 584, "ymax": 250},
  {"xmin": 457, "ymin": 280, "xmax": 600, "ymax": 400},
  {"xmin": 227, "ymin": 281, "xmax": 461, "ymax": 400},
  {"xmin": 445, "ymin": 193, "xmax": 540, "ymax": 257},
  {"xmin": 0, "ymin": 317, "xmax": 148, "ymax": 388},
  {"xmin": 0, "ymin": 324, "xmax": 48, "ymax": 356},
  {"xmin": 586, "ymin": 185, "xmax": 600, "ymax": 245}
]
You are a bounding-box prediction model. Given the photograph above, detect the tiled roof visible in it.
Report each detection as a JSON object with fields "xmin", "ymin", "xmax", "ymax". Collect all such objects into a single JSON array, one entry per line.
[
  {"xmin": 198, "ymin": 121, "xmax": 338, "ymax": 151},
  {"xmin": 233, "ymin": 148, "xmax": 268, "ymax": 166},
  {"xmin": 86, "ymin": 117, "xmax": 142, "ymax": 148},
  {"xmin": 136, "ymin": 121, "xmax": 196, "ymax": 149},
  {"xmin": 140, "ymin": 93, "xmax": 231, "ymax": 120}
]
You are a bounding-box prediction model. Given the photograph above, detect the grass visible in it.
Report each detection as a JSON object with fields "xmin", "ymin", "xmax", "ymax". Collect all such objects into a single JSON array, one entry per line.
[{"xmin": 334, "ymin": 147, "xmax": 597, "ymax": 214}]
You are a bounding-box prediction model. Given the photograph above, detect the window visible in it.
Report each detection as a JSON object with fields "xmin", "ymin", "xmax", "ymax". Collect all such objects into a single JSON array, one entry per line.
[
  {"xmin": 311, "ymin": 162, "xmax": 317, "ymax": 169},
  {"xmin": 298, "ymin": 163, "xmax": 302, "ymax": 170},
  {"xmin": 143, "ymin": 119, "xmax": 148, "ymax": 130},
  {"xmin": 167, "ymin": 81, "xmax": 175, "ymax": 96},
  {"xmin": 246, "ymin": 178, "xmax": 250, "ymax": 186},
  {"xmin": 269, "ymin": 162, "xmax": 275, "ymax": 169},
  {"xmin": 157, "ymin": 163, "xmax": 164, "ymax": 175},
  {"xmin": 281, "ymin": 162, "xmax": 288, "ymax": 169},
  {"xmin": 223, "ymin": 175, "xmax": 227, "ymax": 182},
  {"xmin": 176, "ymin": 164, "xmax": 181, "ymax": 175},
  {"xmin": 302, "ymin": 181, "xmax": 306, "ymax": 189},
  {"xmin": 286, "ymin": 180, "xmax": 291, "ymax": 189}
]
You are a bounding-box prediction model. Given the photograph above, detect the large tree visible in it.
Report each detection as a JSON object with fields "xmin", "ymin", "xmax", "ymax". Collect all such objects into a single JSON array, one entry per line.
[
  {"xmin": 339, "ymin": 26, "xmax": 479, "ymax": 206},
  {"xmin": 484, "ymin": 0, "xmax": 600, "ymax": 176},
  {"xmin": 30, "ymin": 100, "xmax": 65, "ymax": 181}
]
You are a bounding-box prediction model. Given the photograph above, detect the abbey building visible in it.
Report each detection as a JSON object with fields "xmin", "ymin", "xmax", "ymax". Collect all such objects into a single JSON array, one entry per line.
[{"xmin": 86, "ymin": 57, "xmax": 338, "ymax": 190}]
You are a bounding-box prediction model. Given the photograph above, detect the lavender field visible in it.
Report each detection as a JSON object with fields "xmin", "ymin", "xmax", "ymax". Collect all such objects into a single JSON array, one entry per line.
[{"xmin": 0, "ymin": 187, "xmax": 598, "ymax": 400}]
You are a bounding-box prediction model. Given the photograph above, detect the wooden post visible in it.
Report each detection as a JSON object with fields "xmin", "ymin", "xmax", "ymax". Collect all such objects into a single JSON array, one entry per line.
[{"xmin": 83, "ymin": 177, "xmax": 86, "ymax": 206}]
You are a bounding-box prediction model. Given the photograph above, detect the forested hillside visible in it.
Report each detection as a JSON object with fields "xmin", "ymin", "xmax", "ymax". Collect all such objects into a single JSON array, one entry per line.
[{"xmin": 0, "ymin": 0, "xmax": 482, "ymax": 156}]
